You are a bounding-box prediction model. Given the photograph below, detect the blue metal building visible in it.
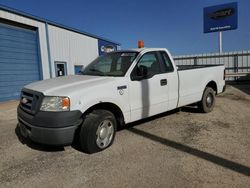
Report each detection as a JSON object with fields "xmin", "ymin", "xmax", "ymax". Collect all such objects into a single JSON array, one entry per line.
[{"xmin": 0, "ymin": 5, "xmax": 120, "ymax": 102}]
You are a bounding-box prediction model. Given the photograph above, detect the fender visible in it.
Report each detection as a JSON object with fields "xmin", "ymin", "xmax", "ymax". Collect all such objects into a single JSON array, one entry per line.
[{"xmin": 80, "ymin": 96, "xmax": 130, "ymax": 123}]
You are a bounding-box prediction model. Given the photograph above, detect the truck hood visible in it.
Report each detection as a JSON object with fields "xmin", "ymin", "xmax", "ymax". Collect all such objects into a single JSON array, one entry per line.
[{"xmin": 25, "ymin": 75, "xmax": 114, "ymax": 96}]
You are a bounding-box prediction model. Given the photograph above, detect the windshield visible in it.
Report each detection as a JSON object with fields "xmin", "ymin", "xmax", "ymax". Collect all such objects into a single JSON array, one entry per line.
[{"xmin": 82, "ymin": 52, "xmax": 138, "ymax": 76}]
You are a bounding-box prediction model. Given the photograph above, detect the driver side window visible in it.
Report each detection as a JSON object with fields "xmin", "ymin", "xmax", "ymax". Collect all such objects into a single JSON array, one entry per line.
[{"xmin": 132, "ymin": 52, "xmax": 161, "ymax": 78}]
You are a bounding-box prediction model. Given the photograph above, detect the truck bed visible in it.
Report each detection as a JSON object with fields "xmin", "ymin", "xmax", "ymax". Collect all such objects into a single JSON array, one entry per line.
[
  {"xmin": 177, "ymin": 64, "xmax": 224, "ymax": 71},
  {"xmin": 176, "ymin": 64, "xmax": 225, "ymax": 108}
]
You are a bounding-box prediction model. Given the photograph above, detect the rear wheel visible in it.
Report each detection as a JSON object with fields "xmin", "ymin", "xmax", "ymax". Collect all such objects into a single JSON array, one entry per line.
[
  {"xmin": 79, "ymin": 110, "xmax": 116, "ymax": 154},
  {"xmin": 198, "ymin": 87, "xmax": 215, "ymax": 113}
]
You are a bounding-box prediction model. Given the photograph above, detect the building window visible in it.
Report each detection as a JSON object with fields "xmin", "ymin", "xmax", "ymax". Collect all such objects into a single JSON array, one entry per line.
[
  {"xmin": 74, "ymin": 65, "xmax": 83, "ymax": 75},
  {"xmin": 55, "ymin": 61, "xmax": 67, "ymax": 77}
]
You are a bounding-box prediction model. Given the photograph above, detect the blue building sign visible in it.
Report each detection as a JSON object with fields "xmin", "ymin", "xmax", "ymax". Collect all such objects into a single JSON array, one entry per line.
[
  {"xmin": 98, "ymin": 40, "xmax": 117, "ymax": 55},
  {"xmin": 204, "ymin": 2, "xmax": 238, "ymax": 33}
]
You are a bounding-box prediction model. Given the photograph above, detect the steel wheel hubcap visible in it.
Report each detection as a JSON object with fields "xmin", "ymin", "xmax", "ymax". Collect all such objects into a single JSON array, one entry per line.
[
  {"xmin": 206, "ymin": 94, "xmax": 213, "ymax": 107},
  {"xmin": 96, "ymin": 120, "xmax": 114, "ymax": 149}
]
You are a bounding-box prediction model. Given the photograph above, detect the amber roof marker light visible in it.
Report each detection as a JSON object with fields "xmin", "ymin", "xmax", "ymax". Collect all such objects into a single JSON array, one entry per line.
[{"xmin": 138, "ymin": 40, "xmax": 144, "ymax": 48}]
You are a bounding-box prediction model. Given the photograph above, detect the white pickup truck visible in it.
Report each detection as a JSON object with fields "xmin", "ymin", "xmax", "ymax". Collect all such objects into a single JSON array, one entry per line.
[{"xmin": 18, "ymin": 48, "xmax": 225, "ymax": 153}]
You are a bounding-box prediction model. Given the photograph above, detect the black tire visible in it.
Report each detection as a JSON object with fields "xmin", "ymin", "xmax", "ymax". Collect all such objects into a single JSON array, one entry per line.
[
  {"xmin": 198, "ymin": 87, "xmax": 215, "ymax": 113},
  {"xmin": 79, "ymin": 110, "xmax": 117, "ymax": 154}
]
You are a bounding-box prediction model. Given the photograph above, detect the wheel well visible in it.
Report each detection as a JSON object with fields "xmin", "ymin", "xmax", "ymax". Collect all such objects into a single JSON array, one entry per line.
[
  {"xmin": 83, "ymin": 102, "xmax": 125, "ymax": 128},
  {"xmin": 206, "ymin": 81, "xmax": 217, "ymax": 94}
]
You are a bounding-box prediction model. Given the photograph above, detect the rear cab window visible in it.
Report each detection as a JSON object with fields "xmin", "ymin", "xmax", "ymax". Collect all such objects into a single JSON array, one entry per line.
[{"xmin": 159, "ymin": 51, "xmax": 174, "ymax": 73}]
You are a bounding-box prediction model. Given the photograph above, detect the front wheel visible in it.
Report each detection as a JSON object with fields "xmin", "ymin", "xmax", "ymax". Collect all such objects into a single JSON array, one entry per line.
[
  {"xmin": 79, "ymin": 110, "xmax": 117, "ymax": 154},
  {"xmin": 198, "ymin": 87, "xmax": 215, "ymax": 113}
]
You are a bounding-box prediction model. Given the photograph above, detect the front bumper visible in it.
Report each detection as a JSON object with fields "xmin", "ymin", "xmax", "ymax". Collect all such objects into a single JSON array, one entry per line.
[{"xmin": 17, "ymin": 105, "xmax": 82, "ymax": 145}]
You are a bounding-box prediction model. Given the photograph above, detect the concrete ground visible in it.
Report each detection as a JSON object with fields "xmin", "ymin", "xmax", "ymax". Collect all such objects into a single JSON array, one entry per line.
[{"xmin": 0, "ymin": 85, "xmax": 249, "ymax": 188}]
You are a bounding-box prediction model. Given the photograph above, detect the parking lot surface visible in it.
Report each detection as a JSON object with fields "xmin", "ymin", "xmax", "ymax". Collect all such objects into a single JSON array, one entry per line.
[{"xmin": 0, "ymin": 85, "xmax": 249, "ymax": 188}]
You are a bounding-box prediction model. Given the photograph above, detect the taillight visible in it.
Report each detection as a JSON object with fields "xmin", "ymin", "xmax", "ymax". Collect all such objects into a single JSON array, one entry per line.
[{"xmin": 223, "ymin": 69, "xmax": 226, "ymax": 80}]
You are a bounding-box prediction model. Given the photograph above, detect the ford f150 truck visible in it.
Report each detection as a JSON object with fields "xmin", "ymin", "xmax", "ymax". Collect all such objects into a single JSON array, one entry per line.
[{"xmin": 18, "ymin": 48, "xmax": 225, "ymax": 153}]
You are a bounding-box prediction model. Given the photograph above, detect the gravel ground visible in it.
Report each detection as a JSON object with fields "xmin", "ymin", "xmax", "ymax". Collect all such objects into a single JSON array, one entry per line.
[{"xmin": 0, "ymin": 84, "xmax": 249, "ymax": 188}]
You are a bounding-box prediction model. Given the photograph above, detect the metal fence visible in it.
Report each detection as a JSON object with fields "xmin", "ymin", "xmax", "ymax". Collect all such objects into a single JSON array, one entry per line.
[{"xmin": 173, "ymin": 50, "xmax": 250, "ymax": 80}]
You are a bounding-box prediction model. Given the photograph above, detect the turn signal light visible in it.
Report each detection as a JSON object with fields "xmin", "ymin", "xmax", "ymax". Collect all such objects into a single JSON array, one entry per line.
[{"xmin": 62, "ymin": 97, "xmax": 70, "ymax": 110}]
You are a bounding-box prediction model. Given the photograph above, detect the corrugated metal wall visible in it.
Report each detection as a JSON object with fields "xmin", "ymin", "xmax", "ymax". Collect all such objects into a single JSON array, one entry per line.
[
  {"xmin": 48, "ymin": 25, "xmax": 99, "ymax": 77},
  {"xmin": 0, "ymin": 9, "xmax": 50, "ymax": 79},
  {"xmin": 0, "ymin": 7, "xmax": 119, "ymax": 102},
  {"xmin": 0, "ymin": 23, "xmax": 41, "ymax": 101},
  {"xmin": 0, "ymin": 8, "xmax": 119, "ymax": 80}
]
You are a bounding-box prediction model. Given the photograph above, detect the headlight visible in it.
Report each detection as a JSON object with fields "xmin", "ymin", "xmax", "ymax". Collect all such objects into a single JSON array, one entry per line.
[{"xmin": 40, "ymin": 96, "xmax": 70, "ymax": 111}]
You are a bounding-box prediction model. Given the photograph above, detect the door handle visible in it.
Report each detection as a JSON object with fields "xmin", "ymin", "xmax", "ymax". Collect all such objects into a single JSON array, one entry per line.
[{"xmin": 160, "ymin": 79, "xmax": 167, "ymax": 86}]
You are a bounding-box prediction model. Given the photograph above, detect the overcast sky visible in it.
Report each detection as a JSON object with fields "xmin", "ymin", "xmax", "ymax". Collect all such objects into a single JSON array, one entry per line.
[{"xmin": 0, "ymin": 0, "xmax": 249, "ymax": 55}]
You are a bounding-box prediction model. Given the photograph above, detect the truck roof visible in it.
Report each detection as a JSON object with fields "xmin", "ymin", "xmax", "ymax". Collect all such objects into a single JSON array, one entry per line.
[{"xmin": 118, "ymin": 48, "xmax": 168, "ymax": 53}]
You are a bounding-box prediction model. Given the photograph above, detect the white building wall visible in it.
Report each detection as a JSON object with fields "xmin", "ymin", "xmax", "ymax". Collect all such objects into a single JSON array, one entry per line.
[
  {"xmin": 48, "ymin": 25, "xmax": 99, "ymax": 77},
  {"xmin": 0, "ymin": 9, "xmax": 50, "ymax": 79}
]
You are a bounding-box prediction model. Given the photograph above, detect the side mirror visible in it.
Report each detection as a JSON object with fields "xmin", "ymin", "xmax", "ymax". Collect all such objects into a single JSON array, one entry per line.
[
  {"xmin": 131, "ymin": 65, "xmax": 148, "ymax": 81},
  {"xmin": 138, "ymin": 65, "xmax": 148, "ymax": 77}
]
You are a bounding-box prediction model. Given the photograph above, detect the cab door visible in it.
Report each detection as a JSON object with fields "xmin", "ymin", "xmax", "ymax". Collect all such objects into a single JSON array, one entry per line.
[
  {"xmin": 158, "ymin": 51, "xmax": 179, "ymax": 111},
  {"xmin": 129, "ymin": 51, "xmax": 169, "ymax": 122}
]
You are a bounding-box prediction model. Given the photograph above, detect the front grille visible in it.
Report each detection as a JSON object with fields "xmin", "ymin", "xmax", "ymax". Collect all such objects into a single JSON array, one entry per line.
[
  {"xmin": 20, "ymin": 91, "xmax": 33, "ymax": 111},
  {"xmin": 20, "ymin": 89, "xmax": 42, "ymax": 114}
]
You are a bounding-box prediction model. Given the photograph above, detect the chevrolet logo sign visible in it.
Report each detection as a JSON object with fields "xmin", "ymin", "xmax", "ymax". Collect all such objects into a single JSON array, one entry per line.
[
  {"xmin": 21, "ymin": 98, "xmax": 28, "ymax": 104},
  {"xmin": 209, "ymin": 8, "xmax": 234, "ymax": 20}
]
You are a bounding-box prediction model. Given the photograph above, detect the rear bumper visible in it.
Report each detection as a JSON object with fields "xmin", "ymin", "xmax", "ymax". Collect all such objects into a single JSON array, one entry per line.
[{"xmin": 17, "ymin": 106, "xmax": 82, "ymax": 145}]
